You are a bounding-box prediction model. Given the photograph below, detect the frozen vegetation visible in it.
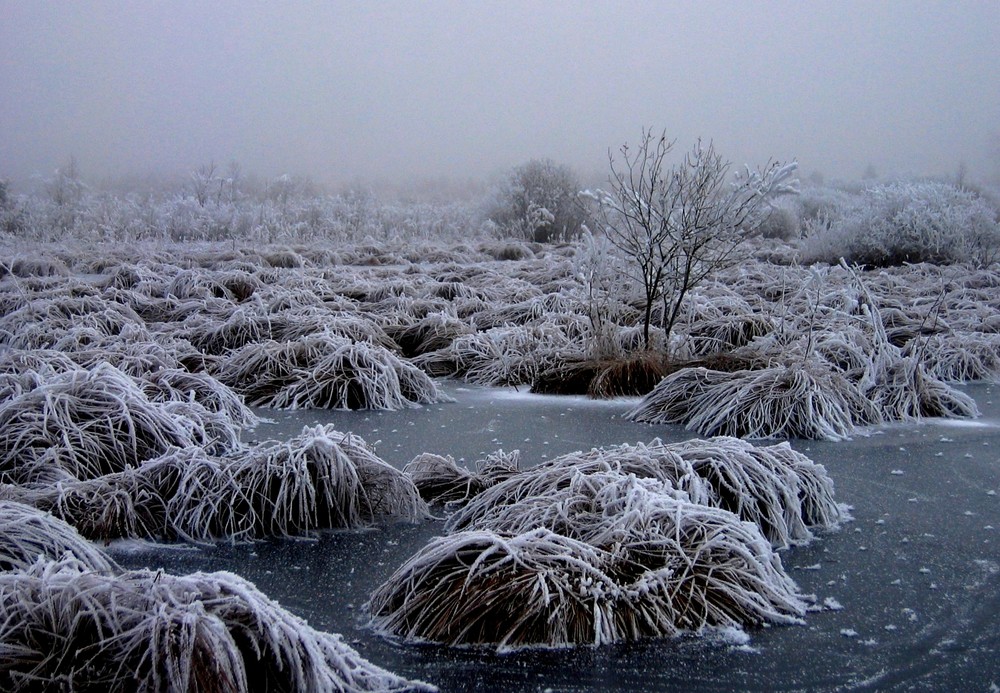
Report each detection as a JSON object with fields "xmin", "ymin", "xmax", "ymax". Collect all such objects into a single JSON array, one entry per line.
[
  {"xmin": 371, "ymin": 438, "xmax": 843, "ymax": 649},
  {"xmin": 1, "ymin": 163, "xmax": 999, "ymax": 687}
]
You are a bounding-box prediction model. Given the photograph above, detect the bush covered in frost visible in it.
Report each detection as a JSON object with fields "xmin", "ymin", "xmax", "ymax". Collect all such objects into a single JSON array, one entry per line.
[
  {"xmin": 483, "ymin": 159, "xmax": 588, "ymax": 242},
  {"xmin": 801, "ymin": 181, "xmax": 1000, "ymax": 267}
]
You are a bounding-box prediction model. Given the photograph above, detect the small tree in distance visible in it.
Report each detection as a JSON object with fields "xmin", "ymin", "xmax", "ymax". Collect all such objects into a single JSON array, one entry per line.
[{"xmin": 585, "ymin": 130, "xmax": 799, "ymax": 351}]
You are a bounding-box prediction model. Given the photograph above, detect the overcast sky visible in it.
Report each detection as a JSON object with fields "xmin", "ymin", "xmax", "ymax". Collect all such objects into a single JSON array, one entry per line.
[{"xmin": 2, "ymin": 1, "xmax": 998, "ymax": 188}]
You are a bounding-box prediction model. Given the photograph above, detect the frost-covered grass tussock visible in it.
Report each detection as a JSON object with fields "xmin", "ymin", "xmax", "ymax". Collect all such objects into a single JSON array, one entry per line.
[
  {"xmin": 0, "ymin": 557, "xmax": 434, "ymax": 692},
  {"xmin": 0, "ymin": 363, "xmax": 241, "ymax": 485},
  {"xmin": 0, "ymin": 501, "xmax": 118, "ymax": 573},
  {"xmin": 216, "ymin": 334, "xmax": 448, "ymax": 409},
  {"xmin": 369, "ymin": 476, "xmax": 808, "ymax": 650},
  {"xmin": 627, "ymin": 364, "xmax": 880, "ymax": 441},
  {"xmin": 372, "ymin": 437, "xmax": 843, "ymax": 649},
  {"xmin": 446, "ymin": 437, "xmax": 842, "ymax": 549},
  {"xmin": 5, "ymin": 426, "xmax": 428, "ymax": 543},
  {"xmin": 404, "ymin": 450, "xmax": 520, "ymax": 507},
  {"xmin": 625, "ymin": 261, "xmax": 993, "ymax": 438}
]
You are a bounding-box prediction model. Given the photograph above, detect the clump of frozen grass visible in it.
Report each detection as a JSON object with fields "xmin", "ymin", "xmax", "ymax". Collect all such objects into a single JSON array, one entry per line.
[
  {"xmin": 180, "ymin": 304, "xmax": 272, "ymax": 356},
  {"xmin": 903, "ymin": 332, "xmax": 1000, "ymax": 383},
  {"xmin": 0, "ymin": 295, "xmax": 145, "ymax": 350},
  {"xmin": 226, "ymin": 426, "xmax": 430, "ymax": 536},
  {"xmin": 0, "ymin": 363, "xmax": 240, "ymax": 485},
  {"xmin": 686, "ymin": 314, "xmax": 776, "ymax": 357},
  {"xmin": 867, "ymin": 356, "xmax": 980, "ymax": 420},
  {"xmin": 10, "ymin": 427, "xmax": 429, "ymax": 542},
  {"xmin": 138, "ymin": 368, "xmax": 259, "ymax": 429},
  {"xmin": 0, "ymin": 501, "xmax": 117, "ymax": 573},
  {"xmin": 377, "ymin": 436, "xmax": 825, "ymax": 649},
  {"xmin": 0, "ymin": 556, "xmax": 435, "ymax": 692},
  {"xmin": 217, "ymin": 334, "xmax": 448, "ymax": 410},
  {"xmin": 627, "ymin": 364, "xmax": 880, "ymax": 441},
  {"xmin": 4, "ymin": 255, "xmax": 69, "ymax": 278},
  {"xmin": 385, "ymin": 312, "xmax": 474, "ymax": 357},
  {"xmin": 5, "ymin": 469, "xmax": 165, "ymax": 542},
  {"xmin": 272, "ymin": 311, "xmax": 399, "ymax": 349},
  {"xmin": 586, "ymin": 352, "xmax": 672, "ymax": 398},
  {"xmin": 448, "ymin": 438, "xmax": 841, "ymax": 549},
  {"xmin": 369, "ymin": 477, "xmax": 807, "ymax": 649},
  {"xmin": 370, "ymin": 529, "xmax": 626, "ymax": 648},
  {"xmin": 664, "ymin": 437, "xmax": 844, "ymax": 547},
  {"xmin": 447, "ymin": 442, "xmax": 707, "ymax": 533},
  {"xmin": 413, "ymin": 324, "xmax": 579, "ymax": 387},
  {"xmin": 404, "ymin": 450, "xmax": 520, "ymax": 507}
]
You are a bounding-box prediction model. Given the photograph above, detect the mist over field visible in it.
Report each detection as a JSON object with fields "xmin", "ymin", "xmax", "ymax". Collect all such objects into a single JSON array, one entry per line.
[{"xmin": 2, "ymin": 1, "xmax": 999, "ymax": 188}]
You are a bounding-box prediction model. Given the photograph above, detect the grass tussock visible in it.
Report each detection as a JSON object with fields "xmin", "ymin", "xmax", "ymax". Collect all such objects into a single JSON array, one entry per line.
[
  {"xmin": 446, "ymin": 438, "xmax": 842, "ymax": 549},
  {"xmin": 0, "ymin": 363, "xmax": 241, "ymax": 485},
  {"xmin": 7, "ymin": 426, "xmax": 429, "ymax": 543},
  {"xmin": 0, "ymin": 501, "xmax": 117, "ymax": 573},
  {"xmin": 216, "ymin": 335, "xmax": 448, "ymax": 410},
  {"xmin": 374, "ymin": 437, "xmax": 844, "ymax": 649},
  {"xmin": 0, "ymin": 557, "xmax": 434, "ymax": 692},
  {"xmin": 627, "ymin": 364, "xmax": 880, "ymax": 441},
  {"xmin": 404, "ymin": 450, "xmax": 520, "ymax": 507},
  {"xmin": 369, "ymin": 477, "xmax": 807, "ymax": 650}
]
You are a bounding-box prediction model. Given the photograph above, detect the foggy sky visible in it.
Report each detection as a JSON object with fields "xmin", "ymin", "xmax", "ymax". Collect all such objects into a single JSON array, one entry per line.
[{"xmin": 2, "ymin": 1, "xmax": 998, "ymax": 187}]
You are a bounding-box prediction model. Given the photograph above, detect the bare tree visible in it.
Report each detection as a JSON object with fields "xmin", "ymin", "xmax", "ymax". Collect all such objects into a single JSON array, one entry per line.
[
  {"xmin": 587, "ymin": 130, "xmax": 798, "ymax": 351},
  {"xmin": 190, "ymin": 162, "xmax": 218, "ymax": 207}
]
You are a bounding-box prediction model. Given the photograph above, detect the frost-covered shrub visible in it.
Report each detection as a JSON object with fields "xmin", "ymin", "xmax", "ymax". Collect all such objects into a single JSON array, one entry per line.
[
  {"xmin": 755, "ymin": 204, "xmax": 801, "ymax": 240},
  {"xmin": 0, "ymin": 557, "xmax": 434, "ymax": 692},
  {"xmin": 802, "ymin": 181, "xmax": 1000, "ymax": 267},
  {"xmin": 483, "ymin": 159, "xmax": 588, "ymax": 242}
]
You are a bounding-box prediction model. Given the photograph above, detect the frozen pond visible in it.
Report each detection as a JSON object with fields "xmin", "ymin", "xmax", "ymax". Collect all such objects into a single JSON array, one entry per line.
[{"xmin": 112, "ymin": 382, "xmax": 1000, "ymax": 691}]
